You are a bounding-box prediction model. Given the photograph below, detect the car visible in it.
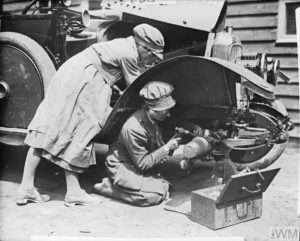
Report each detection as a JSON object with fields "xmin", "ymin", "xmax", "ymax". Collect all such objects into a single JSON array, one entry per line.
[
  {"xmin": 0, "ymin": 0, "xmax": 95, "ymax": 145},
  {"xmin": 0, "ymin": 0, "xmax": 293, "ymax": 173}
]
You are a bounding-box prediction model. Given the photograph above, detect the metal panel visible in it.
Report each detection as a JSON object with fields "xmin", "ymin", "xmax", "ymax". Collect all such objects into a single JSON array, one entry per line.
[
  {"xmin": 101, "ymin": 0, "xmax": 225, "ymax": 32},
  {"xmin": 0, "ymin": 14, "xmax": 54, "ymax": 48},
  {"xmin": 96, "ymin": 55, "xmax": 275, "ymax": 144},
  {"xmin": 216, "ymin": 168, "xmax": 280, "ymax": 206},
  {"xmin": 209, "ymin": 57, "xmax": 274, "ymax": 98}
]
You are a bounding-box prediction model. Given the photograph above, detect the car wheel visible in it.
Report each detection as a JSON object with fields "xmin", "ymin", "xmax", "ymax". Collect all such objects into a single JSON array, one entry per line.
[{"xmin": 0, "ymin": 32, "xmax": 56, "ymax": 145}]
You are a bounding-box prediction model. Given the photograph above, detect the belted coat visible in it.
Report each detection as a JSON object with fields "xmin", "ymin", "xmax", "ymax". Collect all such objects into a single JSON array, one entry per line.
[{"xmin": 25, "ymin": 37, "xmax": 140, "ymax": 172}]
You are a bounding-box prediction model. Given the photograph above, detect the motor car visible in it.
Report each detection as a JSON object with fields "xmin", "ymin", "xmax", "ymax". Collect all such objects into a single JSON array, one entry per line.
[
  {"xmin": 0, "ymin": 0, "xmax": 293, "ymax": 173},
  {"xmin": 0, "ymin": 0, "xmax": 94, "ymax": 145}
]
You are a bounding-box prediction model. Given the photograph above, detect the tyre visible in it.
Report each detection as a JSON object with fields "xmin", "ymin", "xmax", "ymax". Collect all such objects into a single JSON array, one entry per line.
[
  {"xmin": 0, "ymin": 32, "xmax": 56, "ymax": 145},
  {"xmin": 233, "ymin": 142, "xmax": 287, "ymax": 170}
]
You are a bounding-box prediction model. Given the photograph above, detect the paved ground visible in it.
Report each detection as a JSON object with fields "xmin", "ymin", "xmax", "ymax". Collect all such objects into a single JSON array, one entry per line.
[{"xmin": 0, "ymin": 142, "xmax": 299, "ymax": 241}]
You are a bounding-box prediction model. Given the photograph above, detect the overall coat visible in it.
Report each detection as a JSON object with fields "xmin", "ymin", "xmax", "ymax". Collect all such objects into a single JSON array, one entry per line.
[{"xmin": 25, "ymin": 37, "xmax": 140, "ymax": 172}]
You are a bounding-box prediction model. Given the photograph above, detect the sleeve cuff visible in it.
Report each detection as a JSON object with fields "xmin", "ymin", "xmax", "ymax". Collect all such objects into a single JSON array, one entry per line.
[
  {"xmin": 163, "ymin": 145, "xmax": 170, "ymax": 154},
  {"xmin": 152, "ymin": 146, "xmax": 169, "ymax": 164}
]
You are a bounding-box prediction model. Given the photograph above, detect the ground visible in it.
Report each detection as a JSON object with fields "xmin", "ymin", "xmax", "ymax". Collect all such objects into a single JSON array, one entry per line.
[{"xmin": 0, "ymin": 142, "xmax": 299, "ymax": 241}]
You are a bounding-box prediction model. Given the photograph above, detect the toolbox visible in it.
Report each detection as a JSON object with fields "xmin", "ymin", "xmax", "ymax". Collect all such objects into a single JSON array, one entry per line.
[{"xmin": 191, "ymin": 168, "xmax": 280, "ymax": 229}]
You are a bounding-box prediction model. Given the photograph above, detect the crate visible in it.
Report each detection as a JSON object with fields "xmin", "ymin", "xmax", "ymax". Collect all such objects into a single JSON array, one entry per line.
[{"xmin": 191, "ymin": 168, "xmax": 280, "ymax": 229}]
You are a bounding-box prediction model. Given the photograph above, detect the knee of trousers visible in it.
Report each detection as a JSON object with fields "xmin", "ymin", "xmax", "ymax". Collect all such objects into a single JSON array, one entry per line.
[
  {"xmin": 136, "ymin": 192, "xmax": 165, "ymax": 207},
  {"xmin": 142, "ymin": 181, "xmax": 170, "ymax": 206}
]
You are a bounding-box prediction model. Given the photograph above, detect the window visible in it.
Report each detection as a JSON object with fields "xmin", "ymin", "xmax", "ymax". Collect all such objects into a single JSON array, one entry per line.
[{"xmin": 277, "ymin": 0, "xmax": 300, "ymax": 43}]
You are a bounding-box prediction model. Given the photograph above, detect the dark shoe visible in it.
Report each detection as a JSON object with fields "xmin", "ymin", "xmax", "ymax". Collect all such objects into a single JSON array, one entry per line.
[
  {"xmin": 93, "ymin": 177, "xmax": 114, "ymax": 197},
  {"xmin": 16, "ymin": 187, "xmax": 51, "ymax": 205},
  {"xmin": 64, "ymin": 190, "xmax": 103, "ymax": 207}
]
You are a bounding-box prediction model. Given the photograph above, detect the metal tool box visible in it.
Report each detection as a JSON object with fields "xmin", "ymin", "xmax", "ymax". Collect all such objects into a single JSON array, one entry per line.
[{"xmin": 191, "ymin": 168, "xmax": 280, "ymax": 229}]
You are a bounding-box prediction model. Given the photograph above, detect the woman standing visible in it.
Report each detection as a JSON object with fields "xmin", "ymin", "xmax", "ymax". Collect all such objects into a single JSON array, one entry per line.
[{"xmin": 16, "ymin": 23, "xmax": 165, "ymax": 207}]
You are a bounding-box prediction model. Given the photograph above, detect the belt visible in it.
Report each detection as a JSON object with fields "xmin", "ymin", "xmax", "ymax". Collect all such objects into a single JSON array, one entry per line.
[{"xmin": 83, "ymin": 47, "xmax": 114, "ymax": 87}]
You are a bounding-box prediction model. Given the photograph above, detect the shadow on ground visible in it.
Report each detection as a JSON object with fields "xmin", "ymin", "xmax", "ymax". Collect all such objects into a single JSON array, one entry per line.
[{"xmin": 0, "ymin": 143, "xmax": 108, "ymax": 202}]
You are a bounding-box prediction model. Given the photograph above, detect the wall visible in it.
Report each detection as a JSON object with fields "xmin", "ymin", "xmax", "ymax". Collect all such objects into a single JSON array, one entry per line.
[{"xmin": 227, "ymin": 0, "xmax": 299, "ymax": 140}]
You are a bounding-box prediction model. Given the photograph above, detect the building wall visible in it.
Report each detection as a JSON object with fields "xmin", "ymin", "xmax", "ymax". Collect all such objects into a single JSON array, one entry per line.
[{"xmin": 227, "ymin": 0, "xmax": 299, "ymax": 140}]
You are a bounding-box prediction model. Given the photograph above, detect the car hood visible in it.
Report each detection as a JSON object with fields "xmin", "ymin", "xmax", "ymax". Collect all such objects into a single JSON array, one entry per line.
[
  {"xmin": 101, "ymin": 0, "xmax": 226, "ymax": 32},
  {"xmin": 95, "ymin": 55, "xmax": 274, "ymax": 144}
]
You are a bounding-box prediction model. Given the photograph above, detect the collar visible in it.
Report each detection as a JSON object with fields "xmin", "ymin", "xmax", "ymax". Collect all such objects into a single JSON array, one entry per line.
[
  {"xmin": 145, "ymin": 109, "xmax": 156, "ymax": 126},
  {"xmin": 127, "ymin": 36, "xmax": 138, "ymax": 57}
]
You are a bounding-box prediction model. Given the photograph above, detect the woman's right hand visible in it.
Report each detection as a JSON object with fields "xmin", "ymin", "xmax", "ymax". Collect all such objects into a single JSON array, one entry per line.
[{"xmin": 164, "ymin": 137, "xmax": 181, "ymax": 152}]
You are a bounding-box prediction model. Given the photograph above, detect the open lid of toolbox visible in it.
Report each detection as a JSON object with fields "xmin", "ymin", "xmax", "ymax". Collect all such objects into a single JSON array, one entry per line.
[{"xmin": 216, "ymin": 168, "xmax": 280, "ymax": 206}]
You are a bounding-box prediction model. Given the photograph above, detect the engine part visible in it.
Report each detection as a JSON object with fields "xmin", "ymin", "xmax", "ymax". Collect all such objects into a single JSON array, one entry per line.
[
  {"xmin": 236, "ymin": 53, "xmax": 284, "ymax": 86},
  {"xmin": 183, "ymin": 136, "xmax": 211, "ymax": 159},
  {"xmin": 213, "ymin": 159, "xmax": 238, "ymax": 183},
  {"xmin": 66, "ymin": 10, "xmax": 90, "ymax": 34},
  {"xmin": 211, "ymin": 26, "xmax": 242, "ymax": 63}
]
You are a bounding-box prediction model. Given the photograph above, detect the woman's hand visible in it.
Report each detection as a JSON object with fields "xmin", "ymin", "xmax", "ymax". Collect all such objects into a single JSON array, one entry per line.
[{"xmin": 164, "ymin": 137, "xmax": 181, "ymax": 153}]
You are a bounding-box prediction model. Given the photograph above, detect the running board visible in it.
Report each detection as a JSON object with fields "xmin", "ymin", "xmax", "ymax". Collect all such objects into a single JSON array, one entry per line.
[{"xmin": 0, "ymin": 127, "xmax": 27, "ymax": 146}]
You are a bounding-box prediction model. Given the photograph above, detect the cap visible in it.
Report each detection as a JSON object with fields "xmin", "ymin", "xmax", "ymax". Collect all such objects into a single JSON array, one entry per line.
[
  {"xmin": 133, "ymin": 24, "xmax": 165, "ymax": 60},
  {"xmin": 139, "ymin": 81, "xmax": 176, "ymax": 111}
]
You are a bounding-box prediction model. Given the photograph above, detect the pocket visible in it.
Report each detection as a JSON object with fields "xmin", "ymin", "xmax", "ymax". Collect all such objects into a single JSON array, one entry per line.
[
  {"xmin": 55, "ymin": 131, "xmax": 74, "ymax": 147},
  {"xmin": 84, "ymin": 141, "xmax": 93, "ymax": 151}
]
